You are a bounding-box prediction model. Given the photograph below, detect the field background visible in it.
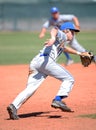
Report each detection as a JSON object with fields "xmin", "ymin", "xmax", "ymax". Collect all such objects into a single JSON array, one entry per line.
[
  {"xmin": 0, "ymin": 0, "xmax": 96, "ymax": 130},
  {"xmin": 0, "ymin": 31, "xmax": 96, "ymax": 65},
  {"xmin": 0, "ymin": 0, "xmax": 96, "ymax": 65}
]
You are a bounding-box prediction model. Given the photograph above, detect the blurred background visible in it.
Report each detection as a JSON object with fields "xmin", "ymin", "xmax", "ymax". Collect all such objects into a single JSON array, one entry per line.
[
  {"xmin": 0, "ymin": 0, "xmax": 96, "ymax": 65},
  {"xmin": 0, "ymin": 0, "xmax": 96, "ymax": 31}
]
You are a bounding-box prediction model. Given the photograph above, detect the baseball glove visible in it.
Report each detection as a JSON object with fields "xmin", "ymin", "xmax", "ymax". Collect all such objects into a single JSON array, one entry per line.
[
  {"xmin": 93, "ymin": 55, "xmax": 96, "ymax": 63},
  {"xmin": 80, "ymin": 52, "xmax": 94, "ymax": 67}
]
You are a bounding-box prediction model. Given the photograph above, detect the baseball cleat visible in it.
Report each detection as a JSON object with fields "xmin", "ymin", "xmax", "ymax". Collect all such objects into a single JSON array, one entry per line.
[
  {"xmin": 51, "ymin": 100, "xmax": 72, "ymax": 112},
  {"xmin": 7, "ymin": 104, "xmax": 19, "ymax": 120}
]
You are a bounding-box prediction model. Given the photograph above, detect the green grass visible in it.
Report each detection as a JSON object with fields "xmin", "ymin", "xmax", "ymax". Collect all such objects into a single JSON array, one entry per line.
[
  {"xmin": 78, "ymin": 113, "xmax": 96, "ymax": 119},
  {"xmin": 0, "ymin": 31, "xmax": 96, "ymax": 65}
]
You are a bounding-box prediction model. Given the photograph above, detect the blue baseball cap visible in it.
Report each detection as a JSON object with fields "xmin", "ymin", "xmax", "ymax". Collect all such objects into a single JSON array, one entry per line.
[
  {"xmin": 60, "ymin": 22, "xmax": 80, "ymax": 32},
  {"xmin": 50, "ymin": 7, "xmax": 59, "ymax": 13}
]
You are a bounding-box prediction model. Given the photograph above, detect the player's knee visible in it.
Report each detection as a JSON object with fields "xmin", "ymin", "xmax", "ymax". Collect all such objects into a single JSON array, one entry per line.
[
  {"xmin": 71, "ymin": 77, "xmax": 74, "ymax": 86},
  {"xmin": 66, "ymin": 75, "xmax": 74, "ymax": 84},
  {"xmin": 62, "ymin": 75, "xmax": 74, "ymax": 85},
  {"xmin": 69, "ymin": 75, "xmax": 74, "ymax": 83},
  {"xmin": 28, "ymin": 69, "xmax": 34, "ymax": 76},
  {"xmin": 29, "ymin": 62, "xmax": 36, "ymax": 76}
]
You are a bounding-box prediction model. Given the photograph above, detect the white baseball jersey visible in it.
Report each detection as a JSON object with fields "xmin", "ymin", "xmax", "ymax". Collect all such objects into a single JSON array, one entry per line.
[
  {"xmin": 40, "ymin": 29, "xmax": 67, "ymax": 61},
  {"xmin": 43, "ymin": 14, "xmax": 75, "ymax": 28}
]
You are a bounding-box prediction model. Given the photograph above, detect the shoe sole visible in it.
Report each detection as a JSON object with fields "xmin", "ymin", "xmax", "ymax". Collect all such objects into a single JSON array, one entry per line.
[
  {"xmin": 51, "ymin": 104, "xmax": 72, "ymax": 112},
  {"xmin": 7, "ymin": 106, "xmax": 19, "ymax": 120}
]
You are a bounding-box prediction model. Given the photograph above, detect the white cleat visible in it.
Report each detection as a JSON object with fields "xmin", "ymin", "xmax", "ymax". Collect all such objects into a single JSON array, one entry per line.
[{"xmin": 66, "ymin": 60, "xmax": 74, "ymax": 66}]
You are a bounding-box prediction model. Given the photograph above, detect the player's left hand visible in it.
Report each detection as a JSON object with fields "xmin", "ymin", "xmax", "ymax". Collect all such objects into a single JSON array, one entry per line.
[
  {"xmin": 80, "ymin": 52, "xmax": 94, "ymax": 67},
  {"xmin": 80, "ymin": 52, "xmax": 92, "ymax": 58}
]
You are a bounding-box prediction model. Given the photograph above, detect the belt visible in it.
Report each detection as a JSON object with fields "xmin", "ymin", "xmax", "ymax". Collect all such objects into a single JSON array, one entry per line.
[{"xmin": 40, "ymin": 53, "xmax": 49, "ymax": 57}]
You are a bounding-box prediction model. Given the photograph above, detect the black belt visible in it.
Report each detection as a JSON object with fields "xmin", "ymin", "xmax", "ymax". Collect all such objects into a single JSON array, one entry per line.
[{"xmin": 40, "ymin": 53, "xmax": 49, "ymax": 57}]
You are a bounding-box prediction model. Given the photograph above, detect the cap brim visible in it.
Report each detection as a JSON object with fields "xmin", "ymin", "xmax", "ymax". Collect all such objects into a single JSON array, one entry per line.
[{"xmin": 70, "ymin": 29, "xmax": 80, "ymax": 32}]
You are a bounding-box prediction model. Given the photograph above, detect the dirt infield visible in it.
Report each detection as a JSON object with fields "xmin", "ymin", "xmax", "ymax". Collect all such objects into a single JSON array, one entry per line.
[{"xmin": 0, "ymin": 64, "xmax": 96, "ymax": 130}]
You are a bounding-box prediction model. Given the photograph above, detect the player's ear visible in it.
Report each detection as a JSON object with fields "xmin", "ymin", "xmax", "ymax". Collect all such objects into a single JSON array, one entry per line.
[{"xmin": 70, "ymin": 30, "xmax": 75, "ymax": 35}]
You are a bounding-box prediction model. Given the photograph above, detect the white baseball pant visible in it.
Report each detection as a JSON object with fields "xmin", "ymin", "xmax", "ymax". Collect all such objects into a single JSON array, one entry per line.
[{"xmin": 12, "ymin": 55, "xmax": 74, "ymax": 109}]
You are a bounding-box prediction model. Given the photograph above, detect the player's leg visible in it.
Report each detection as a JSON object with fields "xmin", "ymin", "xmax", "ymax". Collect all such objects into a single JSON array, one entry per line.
[
  {"xmin": 41, "ymin": 60, "xmax": 74, "ymax": 111},
  {"xmin": 7, "ymin": 57, "xmax": 47, "ymax": 120},
  {"xmin": 42, "ymin": 61, "xmax": 74, "ymax": 97},
  {"xmin": 51, "ymin": 64, "xmax": 74, "ymax": 111},
  {"xmin": 63, "ymin": 52, "xmax": 74, "ymax": 65},
  {"xmin": 12, "ymin": 71, "xmax": 47, "ymax": 109},
  {"xmin": 70, "ymin": 36, "xmax": 86, "ymax": 52},
  {"xmin": 7, "ymin": 70, "xmax": 47, "ymax": 120}
]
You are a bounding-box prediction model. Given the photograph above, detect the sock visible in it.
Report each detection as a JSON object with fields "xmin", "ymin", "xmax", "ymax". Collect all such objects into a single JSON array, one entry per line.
[
  {"xmin": 54, "ymin": 96, "xmax": 61, "ymax": 101},
  {"xmin": 54, "ymin": 96, "xmax": 68, "ymax": 101},
  {"xmin": 64, "ymin": 52, "xmax": 72, "ymax": 60}
]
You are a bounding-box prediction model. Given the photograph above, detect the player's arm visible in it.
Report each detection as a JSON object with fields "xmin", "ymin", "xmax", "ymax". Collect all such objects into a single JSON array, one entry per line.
[
  {"xmin": 39, "ymin": 28, "xmax": 47, "ymax": 38},
  {"xmin": 62, "ymin": 14, "xmax": 80, "ymax": 30},
  {"xmin": 39, "ymin": 21, "xmax": 50, "ymax": 38},
  {"xmin": 72, "ymin": 16, "xmax": 80, "ymax": 30},
  {"xmin": 64, "ymin": 46, "xmax": 91, "ymax": 57},
  {"xmin": 44, "ymin": 28, "xmax": 58, "ymax": 46}
]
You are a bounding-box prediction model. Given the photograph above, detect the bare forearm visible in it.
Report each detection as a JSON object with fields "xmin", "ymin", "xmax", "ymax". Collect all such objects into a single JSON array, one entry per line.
[
  {"xmin": 50, "ymin": 28, "xmax": 58, "ymax": 40},
  {"xmin": 64, "ymin": 46, "xmax": 91, "ymax": 57},
  {"xmin": 39, "ymin": 28, "xmax": 47, "ymax": 38},
  {"xmin": 44, "ymin": 28, "xmax": 58, "ymax": 46},
  {"xmin": 72, "ymin": 16, "xmax": 80, "ymax": 30},
  {"xmin": 64, "ymin": 46, "xmax": 81, "ymax": 55},
  {"xmin": 41, "ymin": 27, "xmax": 46, "ymax": 34}
]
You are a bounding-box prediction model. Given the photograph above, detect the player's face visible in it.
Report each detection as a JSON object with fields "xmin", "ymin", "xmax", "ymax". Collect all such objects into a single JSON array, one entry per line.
[
  {"xmin": 51, "ymin": 12, "xmax": 59, "ymax": 20},
  {"xmin": 63, "ymin": 29, "xmax": 74, "ymax": 41},
  {"xmin": 70, "ymin": 30, "xmax": 75, "ymax": 36}
]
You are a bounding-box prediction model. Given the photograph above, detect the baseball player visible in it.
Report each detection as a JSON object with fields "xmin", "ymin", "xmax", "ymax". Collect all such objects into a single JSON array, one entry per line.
[
  {"xmin": 7, "ymin": 22, "xmax": 90, "ymax": 120},
  {"xmin": 39, "ymin": 7, "xmax": 86, "ymax": 65}
]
